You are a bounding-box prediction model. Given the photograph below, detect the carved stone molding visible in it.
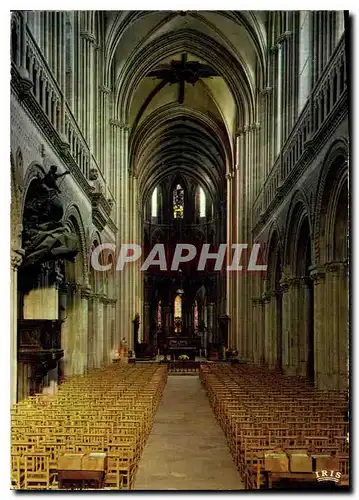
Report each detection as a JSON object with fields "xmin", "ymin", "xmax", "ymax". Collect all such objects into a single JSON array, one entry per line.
[
  {"xmin": 260, "ymin": 87, "xmax": 273, "ymax": 96},
  {"xmin": 277, "ymin": 31, "xmax": 293, "ymax": 44},
  {"xmin": 310, "ymin": 266, "xmax": 326, "ymax": 284},
  {"xmin": 89, "ymin": 168, "xmax": 99, "ymax": 181},
  {"xmin": 90, "ymin": 192, "xmax": 112, "ymax": 232},
  {"xmin": 325, "ymin": 260, "xmax": 349, "ymax": 276},
  {"xmin": 109, "ymin": 119, "xmax": 130, "ymax": 131},
  {"xmin": 261, "ymin": 292, "xmax": 272, "ymax": 303},
  {"xmin": 80, "ymin": 31, "xmax": 97, "ymax": 45},
  {"xmin": 99, "ymin": 85, "xmax": 111, "ymax": 94},
  {"xmin": 59, "ymin": 281, "xmax": 81, "ymax": 294},
  {"xmin": 80, "ymin": 284, "xmax": 92, "ymax": 299}
]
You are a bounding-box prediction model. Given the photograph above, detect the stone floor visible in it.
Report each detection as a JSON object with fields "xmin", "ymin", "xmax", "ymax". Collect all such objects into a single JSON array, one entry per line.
[{"xmin": 134, "ymin": 375, "xmax": 244, "ymax": 490}]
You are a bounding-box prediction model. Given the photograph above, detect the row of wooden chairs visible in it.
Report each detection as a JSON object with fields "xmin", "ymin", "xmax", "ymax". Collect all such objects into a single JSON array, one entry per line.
[
  {"xmin": 11, "ymin": 363, "xmax": 168, "ymax": 490},
  {"xmin": 200, "ymin": 364, "xmax": 349, "ymax": 489}
]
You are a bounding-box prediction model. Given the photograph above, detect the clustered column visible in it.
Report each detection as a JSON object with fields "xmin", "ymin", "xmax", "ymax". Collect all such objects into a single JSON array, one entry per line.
[
  {"xmin": 11, "ymin": 249, "xmax": 25, "ymax": 405},
  {"xmin": 311, "ymin": 262, "xmax": 348, "ymax": 390}
]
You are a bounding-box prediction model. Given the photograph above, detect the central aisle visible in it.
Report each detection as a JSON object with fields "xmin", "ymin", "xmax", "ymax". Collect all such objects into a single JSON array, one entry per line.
[{"xmin": 134, "ymin": 375, "xmax": 244, "ymax": 490}]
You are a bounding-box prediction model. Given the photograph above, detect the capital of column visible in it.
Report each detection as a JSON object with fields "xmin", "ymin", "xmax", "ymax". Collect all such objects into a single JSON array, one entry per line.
[
  {"xmin": 261, "ymin": 292, "xmax": 272, "ymax": 303},
  {"xmin": 59, "ymin": 281, "xmax": 81, "ymax": 294},
  {"xmin": 277, "ymin": 31, "xmax": 293, "ymax": 44},
  {"xmin": 269, "ymin": 44, "xmax": 279, "ymax": 54},
  {"xmin": 252, "ymin": 296, "xmax": 264, "ymax": 306},
  {"xmin": 101, "ymin": 296, "xmax": 112, "ymax": 305},
  {"xmin": 280, "ymin": 276, "xmax": 306, "ymax": 291},
  {"xmin": 260, "ymin": 87, "xmax": 273, "ymax": 96},
  {"xmin": 80, "ymin": 31, "xmax": 97, "ymax": 45},
  {"xmin": 91, "ymin": 292, "xmax": 106, "ymax": 301},
  {"xmin": 249, "ymin": 122, "xmax": 261, "ymax": 132},
  {"xmin": 310, "ymin": 266, "xmax": 326, "ymax": 284},
  {"xmin": 11, "ymin": 247, "xmax": 25, "ymax": 269},
  {"xmin": 80, "ymin": 284, "xmax": 92, "ymax": 299},
  {"xmin": 225, "ymin": 172, "xmax": 235, "ymax": 181},
  {"xmin": 109, "ymin": 119, "xmax": 130, "ymax": 131},
  {"xmin": 324, "ymin": 260, "xmax": 348, "ymax": 277},
  {"xmin": 99, "ymin": 85, "xmax": 112, "ymax": 94}
]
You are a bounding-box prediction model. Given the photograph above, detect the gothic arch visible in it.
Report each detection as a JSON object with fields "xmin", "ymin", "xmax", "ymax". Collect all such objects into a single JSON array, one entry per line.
[
  {"xmin": 266, "ymin": 229, "xmax": 282, "ymax": 292},
  {"xmin": 21, "ymin": 162, "xmax": 46, "ymax": 218},
  {"xmin": 63, "ymin": 204, "xmax": 89, "ymax": 279},
  {"xmin": 313, "ymin": 138, "xmax": 349, "ymax": 264},
  {"xmin": 283, "ymin": 190, "xmax": 312, "ymax": 269}
]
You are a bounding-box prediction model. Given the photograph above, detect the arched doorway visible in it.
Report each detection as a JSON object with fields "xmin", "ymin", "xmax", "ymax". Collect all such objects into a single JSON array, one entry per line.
[
  {"xmin": 283, "ymin": 198, "xmax": 314, "ymax": 381},
  {"xmin": 315, "ymin": 150, "xmax": 348, "ymax": 389}
]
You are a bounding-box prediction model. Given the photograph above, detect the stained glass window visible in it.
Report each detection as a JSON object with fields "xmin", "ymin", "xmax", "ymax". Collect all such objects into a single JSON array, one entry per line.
[
  {"xmin": 151, "ymin": 187, "xmax": 158, "ymax": 217},
  {"xmin": 173, "ymin": 184, "xmax": 184, "ymax": 218},
  {"xmin": 194, "ymin": 300, "xmax": 198, "ymax": 331},
  {"xmin": 174, "ymin": 295, "xmax": 182, "ymax": 318},
  {"xmin": 199, "ymin": 187, "xmax": 206, "ymax": 217},
  {"xmin": 157, "ymin": 300, "xmax": 162, "ymax": 328}
]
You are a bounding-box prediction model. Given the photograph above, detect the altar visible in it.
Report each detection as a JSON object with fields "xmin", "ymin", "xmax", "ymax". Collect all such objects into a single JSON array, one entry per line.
[{"xmin": 166, "ymin": 336, "xmax": 201, "ymax": 360}]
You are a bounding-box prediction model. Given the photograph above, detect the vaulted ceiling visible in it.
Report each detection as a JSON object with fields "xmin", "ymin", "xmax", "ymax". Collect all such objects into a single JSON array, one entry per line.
[{"xmin": 104, "ymin": 10, "xmax": 267, "ymax": 204}]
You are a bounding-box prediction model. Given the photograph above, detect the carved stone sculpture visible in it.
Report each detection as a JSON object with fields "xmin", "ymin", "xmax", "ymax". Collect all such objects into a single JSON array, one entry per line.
[{"xmin": 22, "ymin": 165, "xmax": 79, "ymax": 268}]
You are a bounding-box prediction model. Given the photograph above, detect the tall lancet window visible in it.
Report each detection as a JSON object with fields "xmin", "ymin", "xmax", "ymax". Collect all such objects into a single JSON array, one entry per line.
[
  {"xmin": 174, "ymin": 295, "xmax": 182, "ymax": 333},
  {"xmin": 157, "ymin": 300, "xmax": 162, "ymax": 328},
  {"xmin": 194, "ymin": 300, "xmax": 199, "ymax": 331},
  {"xmin": 151, "ymin": 187, "xmax": 158, "ymax": 217},
  {"xmin": 199, "ymin": 187, "xmax": 206, "ymax": 217},
  {"xmin": 173, "ymin": 184, "xmax": 184, "ymax": 219},
  {"xmin": 174, "ymin": 295, "xmax": 182, "ymax": 319},
  {"xmin": 276, "ymin": 43, "xmax": 282, "ymax": 156}
]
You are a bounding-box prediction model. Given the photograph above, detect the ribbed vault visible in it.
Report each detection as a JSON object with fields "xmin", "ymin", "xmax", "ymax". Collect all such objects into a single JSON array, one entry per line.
[{"xmin": 106, "ymin": 10, "xmax": 266, "ymax": 207}]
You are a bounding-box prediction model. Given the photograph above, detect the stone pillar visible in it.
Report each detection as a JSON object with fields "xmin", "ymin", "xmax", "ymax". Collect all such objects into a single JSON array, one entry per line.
[
  {"xmin": 59, "ymin": 283, "xmax": 72, "ymax": 377},
  {"xmin": 225, "ymin": 171, "xmax": 235, "ymax": 347},
  {"xmin": 144, "ymin": 302, "xmax": 151, "ymax": 343},
  {"xmin": 262, "ymin": 292, "xmax": 274, "ymax": 367},
  {"xmin": 163, "ymin": 306, "xmax": 171, "ymax": 330},
  {"xmin": 251, "ymin": 297, "xmax": 264, "ymax": 364},
  {"xmin": 207, "ymin": 303, "xmax": 214, "ymax": 345},
  {"xmin": 93, "ymin": 294, "xmax": 104, "ymax": 368},
  {"xmin": 311, "ymin": 266, "xmax": 328, "ymax": 389},
  {"xmin": 11, "ymin": 249, "xmax": 24, "ymax": 405},
  {"xmin": 326, "ymin": 262, "xmax": 349, "ymax": 390},
  {"xmin": 281, "ymin": 277, "xmax": 300, "ymax": 375},
  {"xmin": 79, "ymin": 284, "xmax": 91, "ymax": 374}
]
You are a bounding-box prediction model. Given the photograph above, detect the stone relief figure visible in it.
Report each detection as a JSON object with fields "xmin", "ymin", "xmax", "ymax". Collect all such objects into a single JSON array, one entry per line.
[
  {"xmin": 41, "ymin": 165, "xmax": 70, "ymax": 194},
  {"xmin": 22, "ymin": 165, "xmax": 78, "ymax": 268}
]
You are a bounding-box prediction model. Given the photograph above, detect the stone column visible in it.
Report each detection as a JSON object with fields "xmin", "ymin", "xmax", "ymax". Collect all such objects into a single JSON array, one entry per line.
[
  {"xmin": 251, "ymin": 297, "xmax": 263, "ymax": 364},
  {"xmin": 144, "ymin": 302, "xmax": 151, "ymax": 343},
  {"xmin": 94, "ymin": 294, "xmax": 104, "ymax": 368},
  {"xmin": 11, "ymin": 249, "xmax": 24, "ymax": 405},
  {"xmin": 79, "ymin": 284, "xmax": 91, "ymax": 374},
  {"xmin": 281, "ymin": 276, "xmax": 300, "ymax": 375},
  {"xmin": 207, "ymin": 303, "xmax": 214, "ymax": 345},
  {"xmin": 59, "ymin": 282, "xmax": 72, "ymax": 377},
  {"xmin": 163, "ymin": 306, "xmax": 171, "ymax": 330},
  {"xmin": 262, "ymin": 292, "xmax": 275, "ymax": 368},
  {"xmin": 225, "ymin": 171, "xmax": 235, "ymax": 347},
  {"xmin": 326, "ymin": 262, "xmax": 349, "ymax": 390},
  {"xmin": 311, "ymin": 266, "xmax": 328, "ymax": 389}
]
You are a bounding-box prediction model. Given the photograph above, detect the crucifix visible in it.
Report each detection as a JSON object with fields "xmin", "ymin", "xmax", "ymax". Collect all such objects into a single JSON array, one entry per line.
[{"xmin": 147, "ymin": 53, "xmax": 218, "ymax": 104}]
